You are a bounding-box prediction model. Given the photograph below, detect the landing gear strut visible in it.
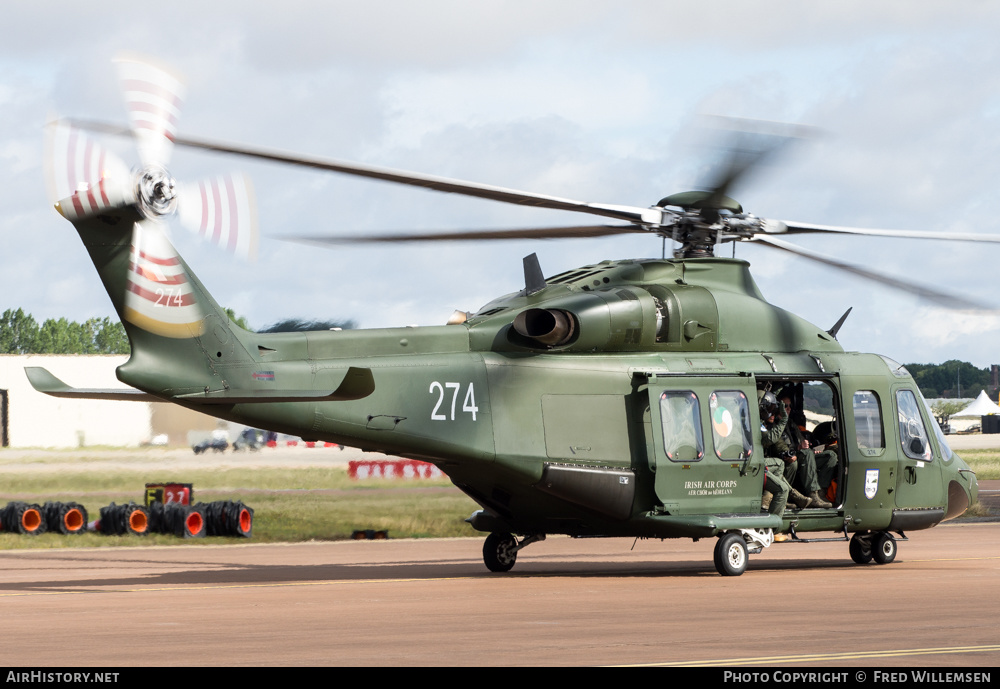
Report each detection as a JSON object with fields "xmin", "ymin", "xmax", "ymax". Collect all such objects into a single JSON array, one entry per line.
[{"xmin": 482, "ymin": 532, "xmax": 545, "ymax": 572}]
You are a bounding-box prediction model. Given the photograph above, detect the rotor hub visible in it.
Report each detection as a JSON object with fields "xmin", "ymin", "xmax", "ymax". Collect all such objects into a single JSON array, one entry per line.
[
  {"xmin": 136, "ymin": 166, "xmax": 177, "ymax": 218},
  {"xmin": 664, "ymin": 209, "xmax": 765, "ymax": 258}
]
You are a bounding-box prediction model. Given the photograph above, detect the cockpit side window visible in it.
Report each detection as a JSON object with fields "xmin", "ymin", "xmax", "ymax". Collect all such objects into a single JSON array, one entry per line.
[
  {"xmin": 896, "ymin": 389, "xmax": 932, "ymax": 461},
  {"xmin": 919, "ymin": 389, "xmax": 954, "ymax": 462},
  {"xmin": 660, "ymin": 391, "xmax": 704, "ymax": 462}
]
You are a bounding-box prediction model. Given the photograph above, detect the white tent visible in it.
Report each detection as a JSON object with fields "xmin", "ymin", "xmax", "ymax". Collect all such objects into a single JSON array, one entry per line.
[{"xmin": 954, "ymin": 390, "xmax": 1000, "ymax": 418}]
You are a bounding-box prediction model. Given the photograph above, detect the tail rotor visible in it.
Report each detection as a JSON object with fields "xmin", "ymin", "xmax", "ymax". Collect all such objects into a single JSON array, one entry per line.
[
  {"xmin": 47, "ymin": 54, "xmax": 258, "ymax": 259},
  {"xmin": 46, "ymin": 54, "xmax": 259, "ymax": 340}
]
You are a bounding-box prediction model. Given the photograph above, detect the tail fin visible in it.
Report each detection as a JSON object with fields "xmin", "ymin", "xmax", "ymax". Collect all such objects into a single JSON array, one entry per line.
[
  {"xmin": 54, "ymin": 200, "xmax": 374, "ymax": 405},
  {"xmin": 43, "ymin": 56, "xmax": 273, "ymax": 401},
  {"xmin": 63, "ymin": 201, "xmax": 255, "ymax": 397}
]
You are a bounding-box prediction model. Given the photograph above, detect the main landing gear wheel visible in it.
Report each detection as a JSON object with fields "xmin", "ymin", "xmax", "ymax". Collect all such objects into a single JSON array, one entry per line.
[
  {"xmin": 849, "ymin": 533, "xmax": 873, "ymax": 564},
  {"xmin": 483, "ymin": 532, "xmax": 518, "ymax": 572},
  {"xmin": 872, "ymin": 531, "xmax": 897, "ymax": 564},
  {"xmin": 714, "ymin": 532, "xmax": 748, "ymax": 576}
]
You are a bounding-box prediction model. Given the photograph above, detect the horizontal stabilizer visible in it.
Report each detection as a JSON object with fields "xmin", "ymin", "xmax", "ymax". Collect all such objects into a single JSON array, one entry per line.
[
  {"xmin": 25, "ymin": 367, "xmax": 161, "ymax": 402},
  {"xmin": 173, "ymin": 366, "xmax": 375, "ymax": 404},
  {"xmin": 27, "ymin": 365, "xmax": 374, "ymax": 405}
]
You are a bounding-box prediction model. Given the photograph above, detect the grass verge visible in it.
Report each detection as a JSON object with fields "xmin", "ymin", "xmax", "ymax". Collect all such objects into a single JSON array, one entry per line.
[
  {"xmin": 1, "ymin": 449, "xmax": 995, "ymax": 550},
  {"xmin": 0, "ymin": 465, "xmax": 480, "ymax": 549},
  {"xmin": 960, "ymin": 449, "xmax": 1000, "ymax": 480}
]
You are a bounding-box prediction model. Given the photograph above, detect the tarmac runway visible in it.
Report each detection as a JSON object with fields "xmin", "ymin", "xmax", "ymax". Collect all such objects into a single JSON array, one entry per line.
[
  {"xmin": 0, "ymin": 522, "xmax": 998, "ymax": 667},
  {"xmin": 1, "ymin": 440, "xmax": 997, "ymax": 667}
]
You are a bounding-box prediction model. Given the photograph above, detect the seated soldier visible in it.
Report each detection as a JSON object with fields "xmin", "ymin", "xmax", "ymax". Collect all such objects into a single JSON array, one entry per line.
[
  {"xmin": 759, "ymin": 391, "xmax": 811, "ymax": 512},
  {"xmin": 778, "ymin": 393, "xmax": 835, "ymax": 508}
]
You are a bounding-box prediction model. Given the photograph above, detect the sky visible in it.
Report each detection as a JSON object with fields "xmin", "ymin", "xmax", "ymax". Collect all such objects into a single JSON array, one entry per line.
[{"xmin": 1, "ymin": 1, "xmax": 999, "ymax": 369}]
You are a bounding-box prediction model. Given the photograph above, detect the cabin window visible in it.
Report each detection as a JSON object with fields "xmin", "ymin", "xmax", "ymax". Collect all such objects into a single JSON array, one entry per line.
[
  {"xmin": 709, "ymin": 391, "xmax": 754, "ymax": 461},
  {"xmin": 896, "ymin": 389, "xmax": 933, "ymax": 461},
  {"xmin": 853, "ymin": 391, "xmax": 885, "ymax": 451},
  {"xmin": 659, "ymin": 391, "xmax": 704, "ymax": 462}
]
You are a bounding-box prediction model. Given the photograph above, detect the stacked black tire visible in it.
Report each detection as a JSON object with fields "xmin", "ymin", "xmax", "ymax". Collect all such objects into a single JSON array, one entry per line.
[
  {"xmin": 148, "ymin": 501, "xmax": 253, "ymax": 538},
  {"xmin": 148, "ymin": 502, "xmax": 206, "ymax": 538},
  {"xmin": 1, "ymin": 502, "xmax": 46, "ymax": 535},
  {"xmin": 200, "ymin": 501, "xmax": 254, "ymax": 537},
  {"xmin": 1, "ymin": 501, "xmax": 92, "ymax": 536},
  {"xmin": 97, "ymin": 502, "xmax": 149, "ymax": 535},
  {"xmin": 1, "ymin": 499, "xmax": 252, "ymax": 539},
  {"xmin": 44, "ymin": 502, "xmax": 89, "ymax": 535}
]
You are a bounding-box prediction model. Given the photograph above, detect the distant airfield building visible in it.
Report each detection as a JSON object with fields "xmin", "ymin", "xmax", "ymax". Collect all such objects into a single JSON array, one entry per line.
[{"xmin": 0, "ymin": 355, "xmax": 217, "ymax": 448}]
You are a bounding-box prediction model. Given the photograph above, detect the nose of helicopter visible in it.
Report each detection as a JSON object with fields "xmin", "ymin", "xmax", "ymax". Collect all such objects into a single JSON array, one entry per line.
[{"xmin": 943, "ymin": 454, "xmax": 979, "ymax": 521}]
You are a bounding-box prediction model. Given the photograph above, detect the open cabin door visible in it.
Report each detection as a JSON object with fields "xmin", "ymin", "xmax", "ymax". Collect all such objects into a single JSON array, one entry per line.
[{"xmin": 645, "ymin": 374, "xmax": 765, "ymax": 514}]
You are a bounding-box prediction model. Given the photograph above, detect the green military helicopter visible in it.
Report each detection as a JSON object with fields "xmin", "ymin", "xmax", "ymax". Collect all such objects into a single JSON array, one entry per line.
[{"xmin": 30, "ymin": 56, "xmax": 992, "ymax": 575}]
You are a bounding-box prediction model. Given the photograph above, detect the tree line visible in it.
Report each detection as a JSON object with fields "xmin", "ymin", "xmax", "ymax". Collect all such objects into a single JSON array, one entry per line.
[
  {"xmin": 0, "ymin": 308, "xmax": 357, "ymax": 355},
  {"xmin": 0, "ymin": 308, "xmax": 129, "ymax": 354},
  {"xmin": 904, "ymin": 360, "xmax": 998, "ymax": 399}
]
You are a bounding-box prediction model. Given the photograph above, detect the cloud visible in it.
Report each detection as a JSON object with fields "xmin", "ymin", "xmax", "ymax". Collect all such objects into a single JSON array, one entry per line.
[{"xmin": 1, "ymin": 2, "xmax": 998, "ymax": 369}]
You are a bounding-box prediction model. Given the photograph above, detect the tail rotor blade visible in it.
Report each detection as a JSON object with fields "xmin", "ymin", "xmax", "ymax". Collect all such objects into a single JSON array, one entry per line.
[
  {"xmin": 114, "ymin": 53, "xmax": 185, "ymax": 168},
  {"xmin": 177, "ymin": 173, "xmax": 258, "ymax": 261},
  {"xmin": 44, "ymin": 119, "xmax": 129, "ymax": 207},
  {"xmin": 125, "ymin": 220, "xmax": 207, "ymax": 338}
]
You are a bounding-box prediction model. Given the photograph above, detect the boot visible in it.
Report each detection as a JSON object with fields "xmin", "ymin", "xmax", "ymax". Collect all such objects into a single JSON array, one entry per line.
[
  {"xmin": 761, "ymin": 491, "xmax": 773, "ymax": 511},
  {"xmin": 788, "ymin": 488, "xmax": 812, "ymax": 509},
  {"xmin": 809, "ymin": 491, "xmax": 833, "ymax": 509}
]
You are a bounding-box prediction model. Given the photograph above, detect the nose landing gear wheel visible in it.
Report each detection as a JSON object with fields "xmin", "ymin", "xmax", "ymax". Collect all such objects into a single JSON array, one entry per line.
[
  {"xmin": 483, "ymin": 532, "xmax": 518, "ymax": 572},
  {"xmin": 714, "ymin": 532, "xmax": 748, "ymax": 576},
  {"xmin": 872, "ymin": 531, "xmax": 897, "ymax": 564},
  {"xmin": 849, "ymin": 533, "xmax": 873, "ymax": 564}
]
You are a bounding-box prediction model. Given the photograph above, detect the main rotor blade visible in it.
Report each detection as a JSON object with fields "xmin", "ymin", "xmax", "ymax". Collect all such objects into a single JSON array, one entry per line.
[
  {"xmin": 751, "ymin": 235, "xmax": 993, "ymax": 311},
  {"xmin": 699, "ymin": 117, "xmax": 811, "ymax": 213},
  {"xmin": 67, "ymin": 119, "xmax": 658, "ymax": 225},
  {"xmin": 768, "ymin": 219, "xmax": 1000, "ymax": 244},
  {"xmin": 280, "ymin": 223, "xmax": 650, "ymax": 245}
]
